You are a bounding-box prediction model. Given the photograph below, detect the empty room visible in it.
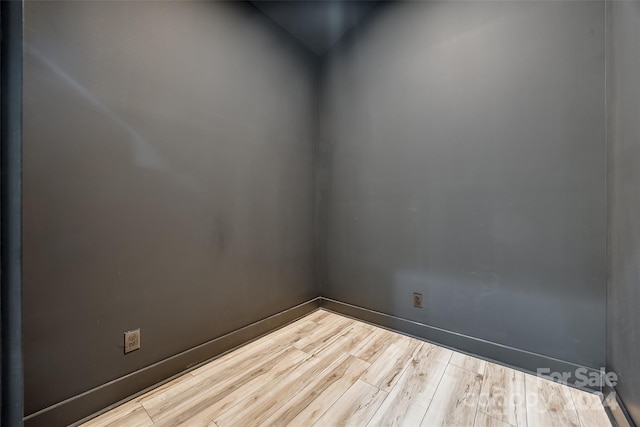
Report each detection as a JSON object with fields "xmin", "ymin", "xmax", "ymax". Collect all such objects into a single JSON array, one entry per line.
[{"xmin": 1, "ymin": 0, "xmax": 638, "ymax": 426}]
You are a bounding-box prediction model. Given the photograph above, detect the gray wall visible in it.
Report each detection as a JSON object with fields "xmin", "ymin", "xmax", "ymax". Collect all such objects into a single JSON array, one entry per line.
[
  {"xmin": 321, "ymin": 1, "xmax": 606, "ymax": 368},
  {"xmin": 607, "ymin": 1, "xmax": 640, "ymax": 423},
  {"xmin": 23, "ymin": 1, "xmax": 318, "ymax": 415}
]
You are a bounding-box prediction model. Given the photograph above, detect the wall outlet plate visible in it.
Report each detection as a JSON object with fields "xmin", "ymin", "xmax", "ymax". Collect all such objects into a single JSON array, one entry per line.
[
  {"xmin": 124, "ymin": 329, "xmax": 141, "ymax": 354},
  {"xmin": 413, "ymin": 292, "xmax": 423, "ymax": 308}
]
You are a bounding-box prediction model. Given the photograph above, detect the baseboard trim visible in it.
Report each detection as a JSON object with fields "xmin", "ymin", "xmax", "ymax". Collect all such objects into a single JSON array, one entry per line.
[
  {"xmin": 320, "ymin": 297, "xmax": 602, "ymax": 392},
  {"xmin": 24, "ymin": 297, "xmax": 321, "ymax": 427},
  {"xmin": 603, "ymin": 386, "xmax": 637, "ymax": 427}
]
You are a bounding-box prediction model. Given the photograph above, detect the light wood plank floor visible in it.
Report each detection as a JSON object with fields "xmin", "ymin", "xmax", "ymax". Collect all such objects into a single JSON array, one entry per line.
[{"xmin": 81, "ymin": 309, "xmax": 611, "ymax": 427}]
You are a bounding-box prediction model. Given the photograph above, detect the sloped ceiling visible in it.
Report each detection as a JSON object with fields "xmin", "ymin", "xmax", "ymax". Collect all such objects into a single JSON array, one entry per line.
[{"xmin": 251, "ymin": 1, "xmax": 380, "ymax": 55}]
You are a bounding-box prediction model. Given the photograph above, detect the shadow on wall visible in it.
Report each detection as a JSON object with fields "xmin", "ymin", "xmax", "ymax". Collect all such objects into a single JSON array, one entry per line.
[{"xmin": 26, "ymin": 44, "xmax": 202, "ymax": 192}]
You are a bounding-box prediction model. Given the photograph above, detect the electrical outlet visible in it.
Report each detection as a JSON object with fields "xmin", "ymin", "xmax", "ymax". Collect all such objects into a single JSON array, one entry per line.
[
  {"xmin": 124, "ymin": 329, "xmax": 141, "ymax": 354},
  {"xmin": 413, "ymin": 292, "xmax": 423, "ymax": 308}
]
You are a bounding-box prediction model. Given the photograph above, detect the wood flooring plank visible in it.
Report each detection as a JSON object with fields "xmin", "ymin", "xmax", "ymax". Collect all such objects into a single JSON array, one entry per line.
[
  {"xmin": 129, "ymin": 373, "xmax": 195, "ymax": 406},
  {"xmin": 350, "ymin": 327, "xmax": 403, "ymax": 363},
  {"xmin": 292, "ymin": 315, "xmax": 354, "ymax": 354},
  {"xmin": 258, "ymin": 319, "xmax": 319, "ymax": 347},
  {"xmin": 478, "ymin": 362, "xmax": 527, "ymax": 427},
  {"xmin": 261, "ymin": 315, "xmax": 312, "ymax": 336},
  {"xmin": 450, "ymin": 352, "xmax": 487, "ymax": 375},
  {"xmin": 260, "ymin": 355, "xmax": 371, "ymax": 427},
  {"xmin": 361, "ymin": 336, "xmax": 423, "ymax": 391},
  {"xmin": 419, "ymin": 342, "xmax": 455, "ymax": 364},
  {"xmin": 524, "ymin": 374, "xmax": 581, "ymax": 427},
  {"xmin": 314, "ymin": 380, "xmax": 388, "ymax": 427},
  {"xmin": 82, "ymin": 405, "xmax": 152, "ymax": 427},
  {"xmin": 474, "ymin": 411, "xmax": 514, "ymax": 427},
  {"xmin": 367, "ymin": 343, "xmax": 448, "ymax": 427},
  {"xmin": 569, "ymin": 388, "xmax": 611, "ymax": 427},
  {"xmin": 148, "ymin": 347, "xmax": 311, "ymax": 426},
  {"xmin": 141, "ymin": 339, "xmax": 290, "ymax": 419},
  {"xmin": 320, "ymin": 311, "xmax": 353, "ymax": 326},
  {"xmin": 87, "ymin": 316, "xmax": 600, "ymax": 427},
  {"xmin": 421, "ymin": 364, "xmax": 484, "ymax": 427},
  {"xmin": 81, "ymin": 372, "xmax": 195, "ymax": 426},
  {"xmin": 213, "ymin": 351, "xmax": 347, "ymax": 426},
  {"xmin": 102, "ymin": 406, "xmax": 153, "ymax": 427},
  {"xmin": 189, "ymin": 337, "xmax": 288, "ymax": 378},
  {"xmin": 304, "ymin": 309, "xmax": 333, "ymax": 324},
  {"xmin": 81, "ymin": 402, "xmax": 148, "ymax": 427},
  {"xmin": 315, "ymin": 310, "xmax": 357, "ymax": 326},
  {"xmin": 313, "ymin": 321, "xmax": 375, "ymax": 359}
]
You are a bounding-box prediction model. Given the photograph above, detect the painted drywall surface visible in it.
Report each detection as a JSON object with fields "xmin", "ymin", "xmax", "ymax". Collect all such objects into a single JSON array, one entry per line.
[
  {"xmin": 251, "ymin": 1, "xmax": 379, "ymax": 55},
  {"xmin": 321, "ymin": 1, "xmax": 606, "ymax": 368},
  {"xmin": 23, "ymin": 1, "xmax": 317, "ymax": 414},
  {"xmin": 607, "ymin": 1, "xmax": 640, "ymax": 423}
]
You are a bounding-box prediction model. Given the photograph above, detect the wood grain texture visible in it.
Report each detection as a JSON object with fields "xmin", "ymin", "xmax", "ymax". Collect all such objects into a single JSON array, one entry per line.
[
  {"xmin": 141, "ymin": 342, "xmax": 291, "ymax": 420},
  {"xmin": 292, "ymin": 315, "xmax": 353, "ymax": 354},
  {"xmin": 361, "ymin": 336, "xmax": 422, "ymax": 391},
  {"xmin": 450, "ymin": 352, "xmax": 487, "ymax": 375},
  {"xmin": 524, "ymin": 374, "xmax": 581, "ymax": 427},
  {"xmin": 368, "ymin": 344, "xmax": 448, "ymax": 426},
  {"xmin": 150, "ymin": 348, "xmax": 311, "ymax": 426},
  {"xmin": 80, "ymin": 310, "xmax": 610, "ymax": 427},
  {"xmin": 266, "ymin": 319, "xmax": 319, "ymax": 347},
  {"xmin": 82, "ymin": 403, "xmax": 152, "ymax": 427},
  {"xmin": 213, "ymin": 352, "xmax": 341, "ymax": 426},
  {"xmin": 419, "ymin": 342, "xmax": 454, "ymax": 364},
  {"xmin": 350, "ymin": 327, "xmax": 401, "ymax": 363},
  {"xmin": 313, "ymin": 321, "xmax": 372, "ymax": 358},
  {"xmin": 474, "ymin": 411, "xmax": 514, "ymax": 427},
  {"xmin": 260, "ymin": 355, "xmax": 370, "ymax": 426},
  {"xmin": 479, "ymin": 362, "xmax": 527, "ymax": 427},
  {"xmin": 570, "ymin": 388, "xmax": 612, "ymax": 427},
  {"xmin": 314, "ymin": 380, "xmax": 388, "ymax": 426},
  {"xmin": 304, "ymin": 309, "xmax": 333, "ymax": 324},
  {"xmin": 422, "ymin": 364, "xmax": 484, "ymax": 427}
]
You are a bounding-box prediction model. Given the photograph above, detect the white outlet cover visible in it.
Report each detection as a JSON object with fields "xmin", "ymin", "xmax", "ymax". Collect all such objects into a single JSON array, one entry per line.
[{"xmin": 124, "ymin": 329, "xmax": 141, "ymax": 354}]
